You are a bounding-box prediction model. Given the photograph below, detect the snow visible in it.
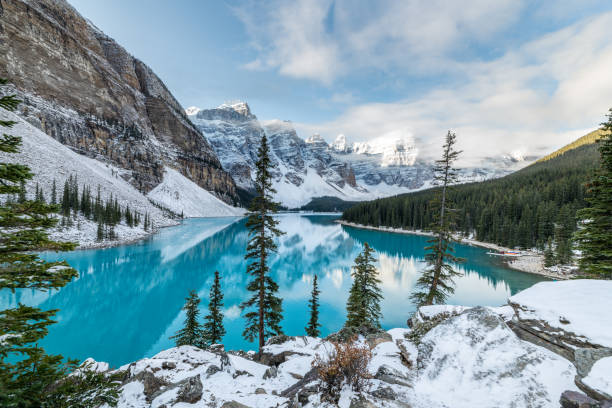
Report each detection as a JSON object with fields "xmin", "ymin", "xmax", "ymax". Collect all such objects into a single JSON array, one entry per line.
[
  {"xmin": 147, "ymin": 167, "xmax": 245, "ymax": 218},
  {"xmin": 582, "ymin": 356, "xmax": 612, "ymax": 397},
  {"xmin": 184, "ymin": 106, "xmax": 201, "ymax": 116},
  {"xmin": 413, "ymin": 307, "xmax": 577, "ymax": 408},
  {"xmin": 509, "ymin": 280, "xmax": 612, "ymax": 347}
]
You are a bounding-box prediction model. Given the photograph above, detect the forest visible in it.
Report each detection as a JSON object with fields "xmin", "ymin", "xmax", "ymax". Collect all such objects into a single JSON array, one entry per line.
[{"xmin": 342, "ymin": 136, "xmax": 602, "ymax": 255}]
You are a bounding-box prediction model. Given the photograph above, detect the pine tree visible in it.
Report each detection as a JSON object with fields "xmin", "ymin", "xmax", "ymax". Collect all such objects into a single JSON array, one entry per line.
[
  {"xmin": 544, "ymin": 237, "xmax": 555, "ymax": 267},
  {"xmin": 345, "ymin": 243, "xmax": 383, "ymax": 328},
  {"xmin": 411, "ymin": 131, "xmax": 465, "ymax": 306},
  {"xmin": 305, "ymin": 274, "xmax": 321, "ymax": 337},
  {"xmin": 51, "ymin": 179, "xmax": 57, "ymax": 205},
  {"xmin": 170, "ymin": 290, "xmax": 206, "ymax": 348},
  {"xmin": 240, "ymin": 134, "xmax": 285, "ymax": 352},
  {"xmin": 96, "ymin": 220, "xmax": 104, "ymax": 242},
  {"xmin": 0, "ymin": 78, "xmax": 118, "ymax": 406},
  {"xmin": 203, "ymin": 271, "xmax": 225, "ymax": 345},
  {"xmin": 575, "ymin": 109, "xmax": 612, "ymax": 278}
]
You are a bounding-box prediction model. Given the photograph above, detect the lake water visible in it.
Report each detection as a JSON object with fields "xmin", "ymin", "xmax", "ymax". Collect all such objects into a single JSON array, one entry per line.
[{"xmin": 1, "ymin": 214, "xmax": 546, "ymax": 367}]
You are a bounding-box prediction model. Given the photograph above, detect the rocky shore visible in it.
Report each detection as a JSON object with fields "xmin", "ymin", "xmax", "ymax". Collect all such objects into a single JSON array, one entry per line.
[{"xmin": 90, "ymin": 280, "xmax": 611, "ymax": 407}]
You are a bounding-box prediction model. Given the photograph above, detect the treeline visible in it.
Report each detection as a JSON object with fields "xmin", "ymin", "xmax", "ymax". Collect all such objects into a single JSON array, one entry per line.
[
  {"xmin": 342, "ymin": 143, "xmax": 600, "ymax": 256},
  {"xmin": 11, "ymin": 175, "xmax": 152, "ymax": 241}
]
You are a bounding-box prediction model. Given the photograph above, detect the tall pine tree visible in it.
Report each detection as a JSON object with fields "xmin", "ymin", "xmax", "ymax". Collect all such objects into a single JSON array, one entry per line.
[
  {"xmin": 411, "ymin": 131, "xmax": 465, "ymax": 306},
  {"xmin": 0, "ymin": 78, "xmax": 118, "ymax": 406},
  {"xmin": 203, "ymin": 271, "xmax": 226, "ymax": 345},
  {"xmin": 305, "ymin": 275, "xmax": 321, "ymax": 337},
  {"xmin": 240, "ymin": 134, "xmax": 284, "ymax": 352},
  {"xmin": 170, "ymin": 290, "xmax": 206, "ymax": 348},
  {"xmin": 345, "ymin": 243, "xmax": 383, "ymax": 329},
  {"xmin": 575, "ymin": 109, "xmax": 612, "ymax": 278}
]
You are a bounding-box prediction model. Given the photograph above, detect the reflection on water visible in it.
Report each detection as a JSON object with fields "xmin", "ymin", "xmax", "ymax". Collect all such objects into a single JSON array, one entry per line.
[{"xmin": 0, "ymin": 214, "xmax": 545, "ymax": 367}]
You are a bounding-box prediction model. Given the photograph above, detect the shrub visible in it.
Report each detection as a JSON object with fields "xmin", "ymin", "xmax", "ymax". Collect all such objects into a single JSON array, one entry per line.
[
  {"xmin": 312, "ymin": 340, "xmax": 372, "ymax": 402},
  {"xmin": 406, "ymin": 312, "xmax": 457, "ymax": 345}
]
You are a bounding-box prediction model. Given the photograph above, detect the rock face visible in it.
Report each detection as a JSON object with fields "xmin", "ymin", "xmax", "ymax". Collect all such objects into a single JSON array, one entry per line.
[
  {"xmin": 0, "ymin": 0, "xmax": 238, "ymax": 204},
  {"xmin": 189, "ymin": 103, "xmax": 514, "ymax": 208}
]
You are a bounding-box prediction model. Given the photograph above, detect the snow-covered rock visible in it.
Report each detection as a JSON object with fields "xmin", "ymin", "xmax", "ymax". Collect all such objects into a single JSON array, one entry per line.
[
  {"xmin": 582, "ymin": 357, "xmax": 612, "ymax": 400},
  {"xmin": 509, "ymin": 280, "xmax": 612, "ymax": 350},
  {"xmin": 413, "ymin": 307, "xmax": 577, "ymax": 408}
]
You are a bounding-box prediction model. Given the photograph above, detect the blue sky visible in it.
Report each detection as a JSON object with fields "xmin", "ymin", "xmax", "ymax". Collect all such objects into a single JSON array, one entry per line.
[{"xmin": 70, "ymin": 0, "xmax": 612, "ymax": 164}]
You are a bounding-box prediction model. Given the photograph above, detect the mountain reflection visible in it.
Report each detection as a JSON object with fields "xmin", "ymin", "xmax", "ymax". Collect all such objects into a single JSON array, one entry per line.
[{"xmin": 2, "ymin": 214, "xmax": 545, "ymax": 367}]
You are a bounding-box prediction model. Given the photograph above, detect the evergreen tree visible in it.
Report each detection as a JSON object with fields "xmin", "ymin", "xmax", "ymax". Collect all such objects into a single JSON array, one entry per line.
[
  {"xmin": 51, "ymin": 179, "xmax": 57, "ymax": 205},
  {"xmin": 554, "ymin": 205, "xmax": 574, "ymax": 265},
  {"xmin": 203, "ymin": 271, "xmax": 225, "ymax": 345},
  {"xmin": 411, "ymin": 131, "xmax": 465, "ymax": 306},
  {"xmin": 544, "ymin": 237, "xmax": 555, "ymax": 267},
  {"xmin": 345, "ymin": 243, "xmax": 383, "ymax": 328},
  {"xmin": 0, "ymin": 78, "xmax": 118, "ymax": 406},
  {"xmin": 240, "ymin": 134, "xmax": 284, "ymax": 352},
  {"xmin": 575, "ymin": 109, "xmax": 612, "ymax": 278},
  {"xmin": 305, "ymin": 274, "xmax": 321, "ymax": 337},
  {"xmin": 170, "ymin": 290, "xmax": 206, "ymax": 348},
  {"xmin": 96, "ymin": 220, "xmax": 104, "ymax": 242}
]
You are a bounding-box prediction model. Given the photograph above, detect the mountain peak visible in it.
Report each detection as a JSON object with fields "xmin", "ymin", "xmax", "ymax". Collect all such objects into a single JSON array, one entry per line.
[
  {"xmin": 217, "ymin": 101, "xmax": 252, "ymax": 117},
  {"xmin": 185, "ymin": 106, "xmax": 201, "ymax": 116}
]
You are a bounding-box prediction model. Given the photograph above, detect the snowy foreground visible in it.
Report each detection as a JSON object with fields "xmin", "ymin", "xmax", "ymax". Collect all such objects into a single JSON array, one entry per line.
[
  {"xmin": 0, "ymin": 110, "xmax": 244, "ymax": 248},
  {"xmin": 92, "ymin": 280, "xmax": 611, "ymax": 408}
]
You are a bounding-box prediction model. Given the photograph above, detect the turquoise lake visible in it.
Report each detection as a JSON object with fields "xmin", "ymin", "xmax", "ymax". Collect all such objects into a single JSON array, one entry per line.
[{"xmin": 1, "ymin": 214, "xmax": 546, "ymax": 368}]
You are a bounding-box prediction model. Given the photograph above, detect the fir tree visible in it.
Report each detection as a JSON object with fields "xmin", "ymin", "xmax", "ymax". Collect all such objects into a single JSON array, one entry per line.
[
  {"xmin": 411, "ymin": 131, "xmax": 465, "ymax": 306},
  {"xmin": 544, "ymin": 237, "xmax": 555, "ymax": 267},
  {"xmin": 345, "ymin": 243, "xmax": 383, "ymax": 328},
  {"xmin": 554, "ymin": 205, "xmax": 574, "ymax": 265},
  {"xmin": 305, "ymin": 274, "xmax": 321, "ymax": 337},
  {"xmin": 0, "ymin": 78, "xmax": 118, "ymax": 406},
  {"xmin": 203, "ymin": 271, "xmax": 225, "ymax": 345},
  {"xmin": 240, "ymin": 134, "xmax": 284, "ymax": 352},
  {"xmin": 51, "ymin": 179, "xmax": 57, "ymax": 205},
  {"xmin": 575, "ymin": 109, "xmax": 612, "ymax": 278},
  {"xmin": 170, "ymin": 290, "xmax": 206, "ymax": 348},
  {"xmin": 96, "ymin": 220, "xmax": 104, "ymax": 242}
]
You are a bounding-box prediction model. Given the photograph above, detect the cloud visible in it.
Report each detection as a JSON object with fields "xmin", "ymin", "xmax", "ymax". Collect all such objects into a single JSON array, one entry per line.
[
  {"xmin": 293, "ymin": 12, "xmax": 612, "ymax": 166},
  {"xmin": 234, "ymin": 0, "xmax": 523, "ymax": 84}
]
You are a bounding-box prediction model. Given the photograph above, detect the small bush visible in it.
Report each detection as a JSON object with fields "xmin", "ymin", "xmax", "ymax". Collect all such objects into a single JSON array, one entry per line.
[{"xmin": 312, "ymin": 340, "xmax": 372, "ymax": 402}]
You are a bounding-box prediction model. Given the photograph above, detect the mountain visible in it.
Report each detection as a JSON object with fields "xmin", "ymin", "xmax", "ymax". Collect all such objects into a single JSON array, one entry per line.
[
  {"xmin": 536, "ymin": 129, "xmax": 606, "ymax": 163},
  {"xmin": 0, "ymin": 109, "xmax": 242, "ymax": 248},
  {"xmin": 341, "ymin": 129, "xmax": 605, "ymax": 250},
  {"xmin": 189, "ymin": 102, "xmax": 519, "ymax": 208},
  {"xmin": 0, "ymin": 0, "xmax": 238, "ymax": 204}
]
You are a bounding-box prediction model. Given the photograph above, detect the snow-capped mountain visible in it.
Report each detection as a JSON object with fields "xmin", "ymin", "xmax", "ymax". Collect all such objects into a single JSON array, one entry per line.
[{"xmin": 188, "ymin": 102, "xmax": 517, "ymax": 208}]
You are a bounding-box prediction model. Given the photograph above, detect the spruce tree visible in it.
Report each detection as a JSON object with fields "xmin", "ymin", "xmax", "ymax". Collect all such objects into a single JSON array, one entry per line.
[
  {"xmin": 170, "ymin": 290, "xmax": 206, "ymax": 348},
  {"xmin": 575, "ymin": 109, "xmax": 612, "ymax": 278},
  {"xmin": 543, "ymin": 237, "xmax": 555, "ymax": 267},
  {"xmin": 345, "ymin": 243, "xmax": 383, "ymax": 328},
  {"xmin": 411, "ymin": 131, "xmax": 465, "ymax": 306},
  {"xmin": 203, "ymin": 271, "xmax": 225, "ymax": 345},
  {"xmin": 240, "ymin": 133, "xmax": 284, "ymax": 352},
  {"xmin": 305, "ymin": 274, "xmax": 321, "ymax": 337},
  {"xmin": 0, "ymin": 78, "xmax": 118, "ymax": 406}
]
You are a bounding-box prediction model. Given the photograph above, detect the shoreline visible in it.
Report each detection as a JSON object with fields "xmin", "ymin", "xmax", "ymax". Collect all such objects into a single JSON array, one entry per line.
[{"xmin": 336, "ymin": 220, "xmax": 570, "ymax": 280}]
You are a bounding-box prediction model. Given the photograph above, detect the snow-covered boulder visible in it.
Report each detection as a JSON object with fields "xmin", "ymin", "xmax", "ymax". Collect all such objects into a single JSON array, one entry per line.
[
  {"xmin": 508, "ymin": 280, "xmax": 612, "ymax": 361},
  {"xmin": 413, "ymin": 307, "xmax": 577, "ymax": 408}
]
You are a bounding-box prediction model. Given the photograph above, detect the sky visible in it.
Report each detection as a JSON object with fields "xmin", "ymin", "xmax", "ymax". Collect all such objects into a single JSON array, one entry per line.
[{"xmin": 69, "ymin": 0, "xmax": 612, "ymax": 165}]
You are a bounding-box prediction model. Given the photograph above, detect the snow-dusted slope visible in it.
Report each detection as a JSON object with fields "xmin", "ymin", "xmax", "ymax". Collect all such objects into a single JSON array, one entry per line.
[
  {"xmin": 0, "ymin": 109, "xmax": 243, "ymax": 246},
  {"xmin": 147, "ymin": 167, "xmax": 245, "ymax": 218}
]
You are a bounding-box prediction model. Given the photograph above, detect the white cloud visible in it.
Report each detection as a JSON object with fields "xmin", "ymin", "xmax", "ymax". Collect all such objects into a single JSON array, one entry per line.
[{"xmin": 293, "ymin": 12, "xmax": 612, "ymax": 165}]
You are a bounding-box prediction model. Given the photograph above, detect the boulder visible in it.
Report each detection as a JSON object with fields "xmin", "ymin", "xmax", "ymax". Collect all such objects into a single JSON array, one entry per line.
[
  {"xmin": 130, "ymin": 371, "xmax": 168, "ymax": 403},
  {"xmin": 365, "ymin": 331, "xmax": 393, "ymax": 349},
  {"xmin": 560, "ymin": 390, "xmax": 600, "ymax": 408},
  {"xmin": 175, "ymin": 375, "xmax": 203, "ymax": 404},
  {"xmin": 206, "ymin": 364, "xmax": 222, "ymax": 377},
  {"xmin": 375, "ymin": 364, "xmax": 411, "ymax": 387},
  {"xmin": 370, "ymin": 386, "xmax": 397, "ymax": 400},
  {"xmin": 349, "ymin": 396, "xmax": 377, "ymax": 408},
  {"xmin": 220, "ymin": 401, "xmax": 252, "ymax": 408},
  {"xmin": 575, "ymin": 348, "xmax": 612, "ymax": 378},
  {"xmin": 263, "ymin": 366, "xmax": 278, "ymax": 379}
]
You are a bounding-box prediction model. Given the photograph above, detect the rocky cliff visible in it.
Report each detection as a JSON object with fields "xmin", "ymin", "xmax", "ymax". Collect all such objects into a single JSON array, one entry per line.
[{"xmin": 0, "ymin": 0, "xmax": 238, "ymax": 203}]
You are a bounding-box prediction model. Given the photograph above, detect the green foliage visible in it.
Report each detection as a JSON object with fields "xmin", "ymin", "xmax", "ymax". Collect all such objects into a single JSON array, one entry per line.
[
  {"xmin": 406, "ymin": 312, "xmax": 458, "ymax": 345},
  {"xmin": 240, "ymin": 134, "xmax": 284, "ymax": 351},
  {"xmin": 575, "ymin": 109, "xmax": 612, "ymax": 278},
  {"xmin": 299, "ymin": 196, "xmax": 358, "ymax": 212},
  {"xmin": 342, "ymin": 134, "xmax": 600, "ymax": 252},
  {"xmin": 411, "ymin": 131, "xmax": 465, "ymax": 306},
  {"xmin": 203, "ymin": 271, "xmax": 226, "ymax": 345},
  {"xmin": 543, "ymin": 237, "xmax": 555, "ymax": 267},
  {"xmin": 0, "ymin": 78, "xmax": 118, "ymax": 407},
  {"xmin": 170, "ymin": 290, "xmax": 206, "ymax": 348},
  {"xmin": 345, "ymin": 243, "xmax": 383, "ymax": 329},
  {"xmin": 305, "ymin": 275, "xmax": 321, "ymax": 337}
]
